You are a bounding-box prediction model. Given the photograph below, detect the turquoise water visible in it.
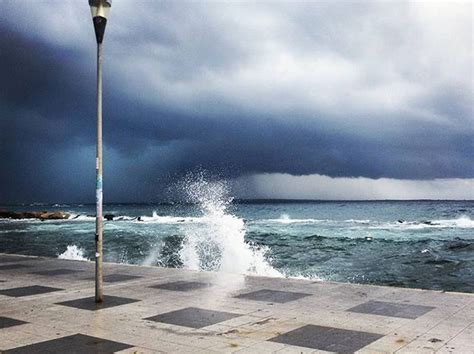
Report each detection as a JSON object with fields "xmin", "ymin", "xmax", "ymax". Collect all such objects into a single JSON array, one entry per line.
[{"xmin": 1, "ymin": 199, "xmax": 473, "ymax": 292}]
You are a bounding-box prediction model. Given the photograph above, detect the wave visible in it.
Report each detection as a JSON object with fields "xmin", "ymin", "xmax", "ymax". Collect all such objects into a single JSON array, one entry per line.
[
  {"xmin": 138, "ymin": 211, "xmax": 202, "ymax": 223},
  {"xmin": 322, "ymin": 234, "xmax": 471, "ymax": 243},
  {"xmin": 261, "ymin": 218, "xmax": 372, "ymax": 224},
  {"xmin": 68, "ymin": 214, "xmax": 95, "ymax": 221},
  {"xmin": 344, "ymin": 219, "xmax": 371, "ymax": 224},
  {"xmin": 251, "ymin": 215, "xmax": 474, "ymax": 229},
  {"xmin": 69, "ymin": 214, "xmax": 141, "ymax": 222},
  {"xmin": 432, "ymin": 216, "xmax": 474, "ymax": 228},
  {"xmin": 371, "ymin": 216, "xmax": 474, "ymax": 230},
  {"xmin": 255, "ymin": 218, "xmax": 328, "ymax": 224},
  {"xmin": 142, "ymin": 172, "xmax": 283, "ymax": 278},
  {"xmin": 113, "ymin": 215, "xmax": 138, "ymax": 221},
  {"xmin": 58, "ymin": 245, "xmax": 88, "ymax": 261},
  {"xmin": 2, "ymin": 210, "xmax": 473, "ymax": 231}
]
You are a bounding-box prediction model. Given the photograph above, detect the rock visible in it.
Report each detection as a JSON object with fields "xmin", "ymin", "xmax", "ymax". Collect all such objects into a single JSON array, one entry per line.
[
  {"xmin": 0, "ymin": 211, "xmax": 16, "ymax": 219},
  {"xmin": 104, "ymin": 214, "xmax": 114, "ymax": 221},
  {"xmin": 0, "ymin": 210, "xmax": 70, "ymax": 220},
  {"xmin": 39, "ymin": 211, "xmax": 70, "ymax": 220}
]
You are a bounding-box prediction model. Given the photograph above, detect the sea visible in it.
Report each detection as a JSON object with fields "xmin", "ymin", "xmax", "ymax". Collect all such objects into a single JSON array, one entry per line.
[{"xmin": 1, "ymin": 178, "xmax": 473, "ymax": 293}]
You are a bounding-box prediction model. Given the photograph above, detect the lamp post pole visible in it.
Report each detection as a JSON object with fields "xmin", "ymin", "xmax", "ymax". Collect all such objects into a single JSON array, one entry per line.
[
  {"xmin": 89, "ymin": 0, "xmax": 111, "ymax": 304},
  {"xmin": 95, "ymin": 38, "xmax": 104, "ymax": 303}
]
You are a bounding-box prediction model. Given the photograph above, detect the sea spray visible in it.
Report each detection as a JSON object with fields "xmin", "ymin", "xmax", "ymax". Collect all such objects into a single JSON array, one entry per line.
[
  {"xmin": 177, "ymin": 172, "xmax": 282, "ymax": 276},
  {"xmin": 58, "ymin": 245, "xmax": 88, "ymax": 261}
]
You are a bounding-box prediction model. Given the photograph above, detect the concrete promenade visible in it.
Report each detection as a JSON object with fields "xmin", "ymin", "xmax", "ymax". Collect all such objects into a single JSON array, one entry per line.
[{"xmin": 0, "ymin": 253, "xmax": 473, "ymax": 353}]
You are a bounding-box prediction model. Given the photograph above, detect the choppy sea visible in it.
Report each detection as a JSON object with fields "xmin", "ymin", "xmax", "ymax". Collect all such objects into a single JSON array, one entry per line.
[{"xmin": 1, "ymin": 178, "xmax": 473, "ymax": 293}]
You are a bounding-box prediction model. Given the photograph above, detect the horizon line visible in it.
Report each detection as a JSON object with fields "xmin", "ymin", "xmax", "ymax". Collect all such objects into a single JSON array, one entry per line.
[{"xmin": 1, "ymin": 198, "xmax": 474, "ymax": 206}]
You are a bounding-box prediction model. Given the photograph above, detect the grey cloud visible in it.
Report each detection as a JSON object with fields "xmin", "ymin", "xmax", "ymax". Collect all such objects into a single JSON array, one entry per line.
[{"xmin": 0, "ymin": 1, "xmax": 472, "ymax": 202}]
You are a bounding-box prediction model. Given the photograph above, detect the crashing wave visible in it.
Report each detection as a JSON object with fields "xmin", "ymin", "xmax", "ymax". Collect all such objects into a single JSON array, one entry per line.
[
  {"xmin": 141, "ymin": 171, "xmax": 283, "ymax": 277},
  {"xmin": 58, "ymin": 245, "xmax": 88, "ymax": 261}
]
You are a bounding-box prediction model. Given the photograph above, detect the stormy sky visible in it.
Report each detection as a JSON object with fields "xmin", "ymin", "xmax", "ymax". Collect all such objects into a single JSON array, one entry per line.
[{"xmin": 0, "ymin": 1, "xmax": 472, "ymax": 203}]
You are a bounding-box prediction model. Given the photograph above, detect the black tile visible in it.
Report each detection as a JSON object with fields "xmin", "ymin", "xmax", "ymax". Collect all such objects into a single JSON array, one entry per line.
[
  {"xmin": 56, "ymin": 295, "xmax": 140, "ymax": 311},
  {"xmin": 0, "ymin": 264, "xmax": 31, "ymax": 271},
  {"xmin": 3, "ymin": 333, "xmax": 133, "ymax": 353},
  {"xmin": 103, "ymin": 274, "xmax": 142, "ymax": 283},
  {"xmin": 234, "ymin": 289, "xmax": 311, "ymax": 303},
  {"xmin": 0, "ymin": 316, "xmax": 28, "ymax": 329},
  {"xmin": 83, "ymin": 273, "xmax": 142, "ymax": 283},
  {"xmin": 150, "ymin": 281, "xmax": 212, "ymax": 292},
  {"xmin": 31, "ymin": 269, "xmax": 84, "ymax": 276},
  {"xmin": 145, "ymin": 307, "xmax": 241, "ymax": 329},
  {"xmin": 269, "ymin": 324, "xmax": 383, "ymax": 353},
  {"xmin": 347, "ymin": 300, "xmax": 435, "ymax": 319},
  {"xmin": 0, "ymin": 286, "xmax": 63, "ymax": 297}
]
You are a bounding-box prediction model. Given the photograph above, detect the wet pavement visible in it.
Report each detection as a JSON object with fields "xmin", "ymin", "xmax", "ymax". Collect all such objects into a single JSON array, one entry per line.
[{"xmin": 0, "ymin": 253, "xmax": 473, "ymax": 353}]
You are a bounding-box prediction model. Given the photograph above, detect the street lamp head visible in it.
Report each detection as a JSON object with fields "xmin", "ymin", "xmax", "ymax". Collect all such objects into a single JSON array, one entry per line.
[
  {"xmin": 89, "ymin": 0, "xmax": 112, "ymax": 44},
  {"xmin": 89, "ymin": 0, "xmax": 112, "ymax": 19}
]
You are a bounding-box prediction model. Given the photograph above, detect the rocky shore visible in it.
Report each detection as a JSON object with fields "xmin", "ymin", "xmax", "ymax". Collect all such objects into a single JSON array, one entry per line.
[
  {"xmin": 0, "ymin": 211, "xmax": 70, "ymax": 220},
  {"xmin": 0, "ymin": 211, "xmax": 119, "ymax": 221}
]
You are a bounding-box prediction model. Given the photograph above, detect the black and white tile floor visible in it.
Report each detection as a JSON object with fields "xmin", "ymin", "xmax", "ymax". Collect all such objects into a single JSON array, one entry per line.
[{"xmin": 0, "ymin": 254, "xmax": 473, "ymax": 353}]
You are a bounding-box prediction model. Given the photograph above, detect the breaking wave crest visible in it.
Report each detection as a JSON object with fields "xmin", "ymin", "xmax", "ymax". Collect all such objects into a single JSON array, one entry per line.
[
  {"xmin": 58, "ymin": 245, "xmax": 88, "ymax": 261},
  {"xmin": 139, "ymin": 212, "xmax": 201, "ymax": 223},
  {"xmin": 371, "ymin": 216, "xmax": 474, "ymax": 230},
  {"xmin": 4, "ymin": 210, "xmax": 472, "ymax": 231},
  {"xmin": 250, "ymin": 215, "xmax": 474, "ymax": 229},
  {"xmin": 176, "ymin": 172, "xmax": 282, "ymax": 277}
]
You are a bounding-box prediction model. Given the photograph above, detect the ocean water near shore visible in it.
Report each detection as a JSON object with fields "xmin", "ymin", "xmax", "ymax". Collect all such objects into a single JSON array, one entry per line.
[{"xmin": 1, "ymin": 180, "xmax": 473, "ymax": 292}]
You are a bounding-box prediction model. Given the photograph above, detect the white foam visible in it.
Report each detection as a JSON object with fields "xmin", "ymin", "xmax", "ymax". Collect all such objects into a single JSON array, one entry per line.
[
  {"xmin": 69, "ymin": 214, "xmax": 95, "ymax": 221},
  {"xmin": 344, "ymin": 219, "xmax": 371, "ymax": 224},
  {"xmin": 141, "ymin": 247, "xmax": 161, "ymax": 266},
  {"xmin": 254, "ymin": 216, "xmax": 474, "ymax": 229},
  {"xmin": 114, "ymin": 215, "xmax": 138, "ymax": 221},
  {"xmin": 289, "ymin": 273, "xmax": 325, "ymax": 281},
  {"xmin": 256, "ymin": 217, "xmax": 327, "ymax": 224},
  {"xmin": 253, "ymin": 217, "xmax": 371, "ymax": 225},
  {"xmin": 138, "ymin": 211, "xmax": 201, "ymax": 224},
  {"xmin": 432, "ymin": 216, "xmax": 474, "ymax": 228},
  {"xmin": 58, "ymin": 245, "xmax": 88, "ymax": 261},
  {"xmin": 176, "ymin": 173, "xmax": 283, "ymax": 277},
  {"xmin": 371, "ymin": 216, "xmax": 474, "ymax": 230}
]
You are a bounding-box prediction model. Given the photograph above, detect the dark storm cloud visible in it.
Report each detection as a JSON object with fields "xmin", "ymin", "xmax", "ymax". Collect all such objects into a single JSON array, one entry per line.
[{"xmin": 0, "ymin": 1, "xmax": 472, "ymax": 202}]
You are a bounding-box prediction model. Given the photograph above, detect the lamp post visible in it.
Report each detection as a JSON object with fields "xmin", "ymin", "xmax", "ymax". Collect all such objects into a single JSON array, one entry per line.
[{"xmin": 89, "ymin": 0, "xmax": 111, "ymax": 303}]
